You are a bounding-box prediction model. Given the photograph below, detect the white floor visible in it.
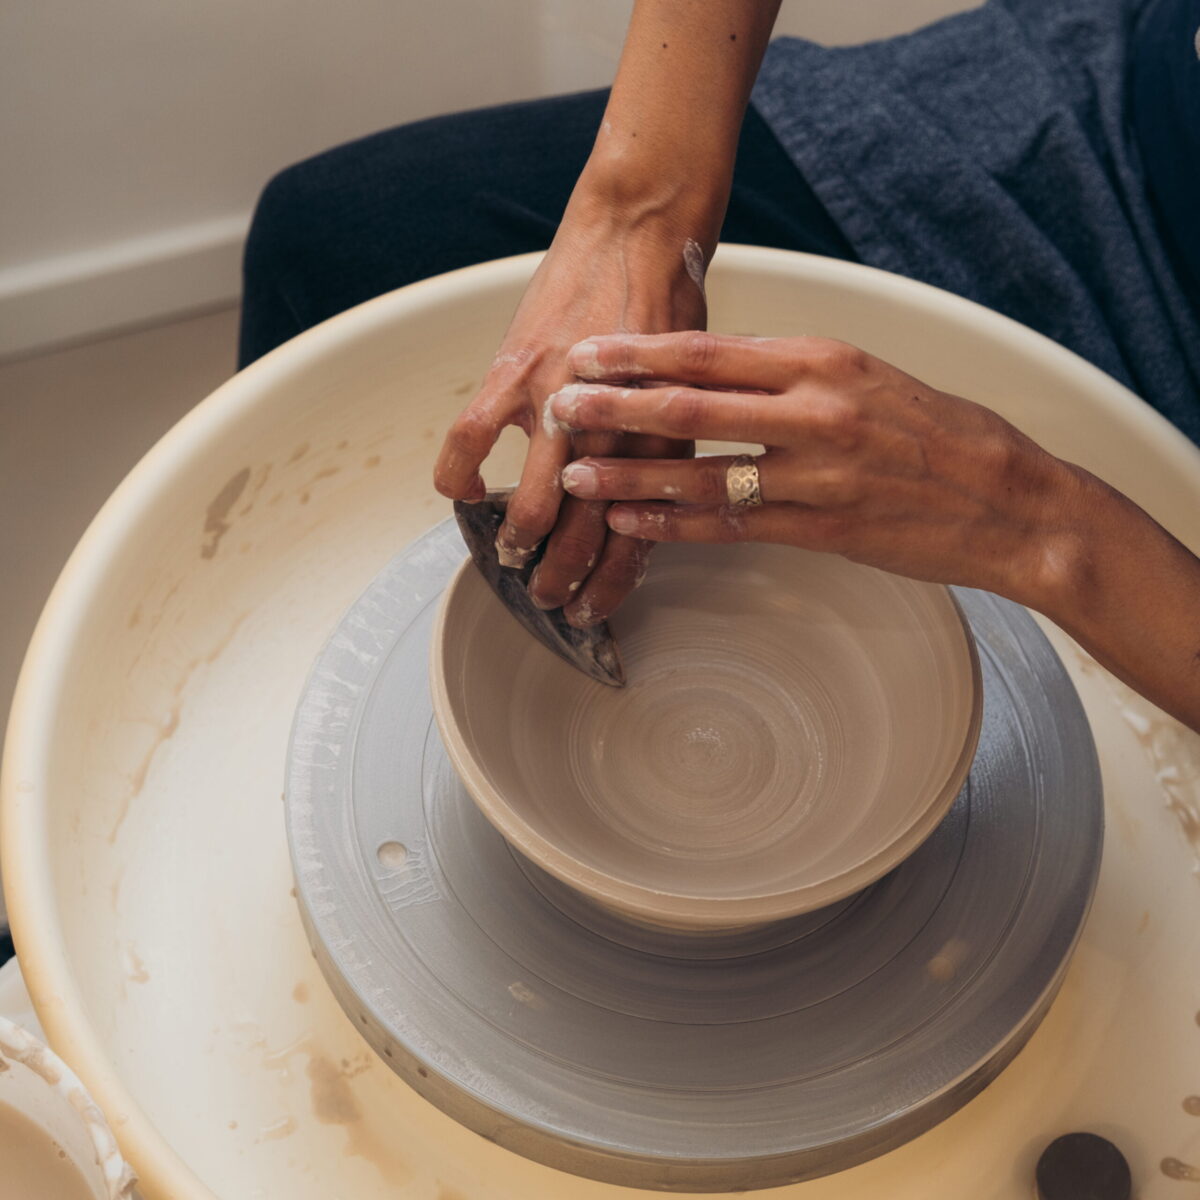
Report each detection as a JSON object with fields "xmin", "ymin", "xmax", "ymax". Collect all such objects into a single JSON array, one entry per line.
[{"xmin": 0, "ymin": 307, "xmax": 240, "ymax": 762}]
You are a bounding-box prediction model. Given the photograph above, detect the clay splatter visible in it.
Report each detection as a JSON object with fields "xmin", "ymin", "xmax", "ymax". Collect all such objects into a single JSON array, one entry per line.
[
  {"xmin": 1162, "ymin": 1157, "xmax": 1200, "ymax": 1180},
  {"xmin": 123, "ymin": 945, "xmax": 150, "ymax": 984},
  {"xmin": 109, "ymin": 611, "xmax": 246, "ymax": 843},
  {"xmin": 257, "ymin": 1116, "xmax": 296, "ymax": 1142},
  {"xmin": 507, "ymin": 981, "xmax": 547, "ymax": 1011},
  {"xmin": 1072, "ymin": 648, "xmax": 1200, "ymax": 872},
  {"xmin": 201, "ymin": 467, "xmax": 252, "ymax": 559}
]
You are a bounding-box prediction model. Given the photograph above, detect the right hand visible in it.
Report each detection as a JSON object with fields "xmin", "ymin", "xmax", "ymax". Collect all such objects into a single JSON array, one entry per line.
[{"xmin": 433, "ymin": 178, "xmax": 708, "ymax": 625}]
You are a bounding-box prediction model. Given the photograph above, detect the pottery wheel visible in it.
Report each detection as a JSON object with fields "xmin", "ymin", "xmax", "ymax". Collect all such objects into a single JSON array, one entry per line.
[{"xmin": 284, "ymin": 520, "xmax": 1102, "ymax": 1193}]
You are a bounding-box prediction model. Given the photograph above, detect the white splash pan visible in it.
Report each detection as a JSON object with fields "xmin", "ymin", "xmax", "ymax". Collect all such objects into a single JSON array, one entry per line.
[{"xmin": 3, "ymin": 247, "xmax": 1200, "ymax": 1200}]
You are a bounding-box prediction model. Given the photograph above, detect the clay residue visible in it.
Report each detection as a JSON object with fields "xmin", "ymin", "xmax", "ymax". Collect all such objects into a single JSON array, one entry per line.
[
  {"xmin": 200, "ymin": 467, "xmax": 252, "ymax": 559},
  {"xmin": 241, "ymin": 1032, "xmax": 407, "ymax": 1186},
  {"xmin": 1184, "ymin": 1096, "xmax": 1200, "ymax": 1116},
  {"xmin": 238, "ymin": 462, "xmax": 273, "ymax": 516},
  {"xmin": 364, "ymin": 455, "xmax": 381, "ymax": 470},
  {"xmin": 287, "ymin": 442, "xmax": 310, "ymax": 464},
  {"xmin": 110, "ymin": 611, "xmax": 246, "ymax": 844},
  {"xmin": 438, "ymin": 1187, "xmax": 470, "ymax": 1200},
  {"xmin": 123, "ymin": 946, "xmax": 150, "ymax": 984},
  {"xmin": 507, "ymin": 981, "xmax": 547, "ymax": 1011},
  {"xmin": 257, "ymin": 1116, "xmax": 296, "ymax": 1143},
  {"xmin": 299, "ymin": 465, "xmax": 341, "ymax": 505},
  {"xmin": 926, "ymin": 937, "xmax": 970, "ymax": 983},
  {"xmin": 109, "ymin": 705, "xmax": 180, "ymax": 843},
  {"xmin": 1162, "ymin": 1157, "xmax": 1200, "ymax": 1180},
  {"xmin": 308, "ymin": 1055, "xmax": 361, "ymax": 1125},
  {"xmin": 1072, "ymin": 648, "xmax": 1200, "ymax": 871},
  {"xmin": 293, "ymin": 982, "xmax": 309, "ymax": 1004}
]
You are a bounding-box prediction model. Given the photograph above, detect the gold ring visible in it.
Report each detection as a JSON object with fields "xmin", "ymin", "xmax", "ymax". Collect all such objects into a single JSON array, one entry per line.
[{"xmin": 725, "ymin": 455, "xmax": 763, "ymax": 507}]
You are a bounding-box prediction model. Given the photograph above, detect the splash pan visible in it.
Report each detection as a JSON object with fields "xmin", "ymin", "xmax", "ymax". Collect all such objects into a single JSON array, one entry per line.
[{"xmin": 4, "ymin": 248, "xmax": 1200, "ymax": 1199}]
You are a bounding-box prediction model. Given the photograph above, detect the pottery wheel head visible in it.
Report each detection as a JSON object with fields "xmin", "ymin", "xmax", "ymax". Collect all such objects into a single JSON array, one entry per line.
[{"xmin": 432, "ymin": 541, "xmax": 982, "ymax": 927}]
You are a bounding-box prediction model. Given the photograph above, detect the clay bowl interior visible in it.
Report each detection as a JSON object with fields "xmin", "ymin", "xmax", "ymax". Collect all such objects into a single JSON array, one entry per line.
[{"xmin": 432, "ymin": 540, "xmax": 982, "ymax": 930}]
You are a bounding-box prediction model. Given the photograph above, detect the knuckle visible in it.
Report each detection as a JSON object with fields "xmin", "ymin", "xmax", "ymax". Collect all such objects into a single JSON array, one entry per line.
[
  {"xmin": 679, "ymin": 331, "xmax": 719, "ymax": 374},
  {"xmin": 551, "ymin": 532, "xmax": 599, "ymax": 567},
  {"xmin": 664, "ymin": 387, "xmax": 706, "ymax": 429},
  {"xmin": 808, "ymin": 338, "xmax": 862, "ymax": 374},
  {"xmin": 806, "ymin": 398, "xmax": 864, "ymax": 452},
  {"xmin": 819, "ymin": 466, "xmax": 862, "ymax": 503},
  {"xmin": 448, "ymin": 406, "xmax": 495, "ymax": 455},
  {"xmin": 505, "ymin": 492, "xmax": 558, "ymax": 538},
  {"xmin": 980, "ymin": 432, "xmax": 1020, "ymax": 479}
]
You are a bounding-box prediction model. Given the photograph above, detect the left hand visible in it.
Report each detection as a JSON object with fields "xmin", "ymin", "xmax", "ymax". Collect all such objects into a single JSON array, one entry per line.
[{"xmin": 549, "ymin": 331, "xmax": 1086, "ymax": 613}]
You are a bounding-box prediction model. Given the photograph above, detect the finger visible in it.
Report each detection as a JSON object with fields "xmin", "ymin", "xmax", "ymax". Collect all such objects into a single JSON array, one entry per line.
[
  {"xmin": 558, "ymin": 454, "xmax": 769, "ymax": 505},
  {"xmin": 435, "ymin": 396, "xmax": 511, "ymax": 500},
  {"xmin": 528, "ymin": 495, "xmax": 608, "ymax": 609},
  {"xmin": 563, "ymin": 454, "xmax": 856, "ymax": 507},
  {"xmin": 552, "ymin": 382, "xmax": 791, "ymax": 445},
  {"xmin": 605, "ymin": 501, "xmax": 850, "ymax": 552},
  {"xmin": 563, "ymin": 530, "xmax": 653, "ymax": 629},
  {"xmin": 567, "ymin": 331, "xmax": 803, "ymax": 392},
  {"xmin": 496, "ymin": 420, "xmax": 571, "ymax": 567}
]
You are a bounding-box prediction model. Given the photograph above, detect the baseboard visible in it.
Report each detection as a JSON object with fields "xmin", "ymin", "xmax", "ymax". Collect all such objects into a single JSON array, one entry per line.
[{"xmin": 0, "ymin": 214, "xmax": 249, "ymax": 360}]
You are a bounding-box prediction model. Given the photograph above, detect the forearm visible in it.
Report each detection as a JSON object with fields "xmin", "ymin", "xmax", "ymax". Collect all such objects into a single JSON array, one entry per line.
[
  {"xmin": 575, "ymin": 0, "xmax": 782, "ymax": 247},
  {"xmin": 1034, "ymin": 467, "xmax": 1200, "ymax": 730}
]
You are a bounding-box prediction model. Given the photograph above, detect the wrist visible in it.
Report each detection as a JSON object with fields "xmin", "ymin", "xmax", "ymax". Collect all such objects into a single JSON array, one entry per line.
[
  {"xmin": 1017, "ymin": 461, "xmax": 1122, "ymax": 630},
  {"xmin": 572, "ymin": 147, "xmax": 731, "ymax": 251}
]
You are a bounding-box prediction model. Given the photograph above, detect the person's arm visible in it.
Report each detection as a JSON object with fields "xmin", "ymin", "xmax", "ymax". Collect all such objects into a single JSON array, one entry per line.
[
  {"xmin": 434, "ymin": 1, "xmax": 781, "ymax": 626},
  {"xmin": 548, "ymin": 331, "xmax": 1200, "ymax": 731}
]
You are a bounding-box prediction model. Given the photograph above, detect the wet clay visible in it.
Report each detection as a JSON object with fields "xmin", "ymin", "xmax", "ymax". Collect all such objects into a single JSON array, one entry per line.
[
  {"xmin": 433, "ymin": 541, "xmax": 981, "ymax": 928},
  {"xmin": 0, "ymin": 1100, "xmax": 97, "ymax": 1200}
]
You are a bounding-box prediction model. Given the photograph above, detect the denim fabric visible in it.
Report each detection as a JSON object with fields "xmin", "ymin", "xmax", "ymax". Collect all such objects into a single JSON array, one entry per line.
[
  {"xmin": 753, "ymin": 0, "xmax": 1200, "ymax": 440},
  {"xmin": 1131, "ymin": 0, "xmax": 1200, "ymax": 321}
]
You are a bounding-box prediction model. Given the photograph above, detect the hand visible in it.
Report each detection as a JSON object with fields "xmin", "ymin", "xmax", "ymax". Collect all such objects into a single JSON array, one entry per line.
[
  {"xmin": 550, "ymin": 330, "xmax": 1200, "ymax": 731},
  {"xmin": 550, "ymin": 331, "xmax": 1078, "ymax": 606},
  {"xmin": 432, "ymin": 191, "xmax": 704, "ymax": 626}
]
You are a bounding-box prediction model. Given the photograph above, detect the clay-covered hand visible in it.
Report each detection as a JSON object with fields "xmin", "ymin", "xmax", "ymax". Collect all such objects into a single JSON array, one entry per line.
[
  {"xmin": 432, "ymin": 197, "xmax": 702, "ymax": 626},
  {"xmin": 550, "ymin": 331, "xmax": 1083, "ymax": 607}
]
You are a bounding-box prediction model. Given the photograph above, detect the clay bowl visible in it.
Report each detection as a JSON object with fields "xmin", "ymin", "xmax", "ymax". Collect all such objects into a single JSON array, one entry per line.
[{"xmin": 432, "ymin": 539, "xmax": 982, "ymax": 930}]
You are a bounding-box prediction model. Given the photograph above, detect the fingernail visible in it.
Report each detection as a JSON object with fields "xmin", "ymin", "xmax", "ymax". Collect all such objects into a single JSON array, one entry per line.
[
  {"xmin": 567, "ymin": 340, "xmax": 605, "ymax": 378},
  {"xmin": 550, "ymin": 382, "xmax": 589, "ymax": 427},
  {"xmin": 496, "ymin": 538, "xmax": 536, "ymax": 569},
  {"xmin": 608, "ymin": 508, "xmax": 639, "ymax": 535},
  {"xmin": 561, "ymin": 463, "xmax": 598, "ymax": 497}
]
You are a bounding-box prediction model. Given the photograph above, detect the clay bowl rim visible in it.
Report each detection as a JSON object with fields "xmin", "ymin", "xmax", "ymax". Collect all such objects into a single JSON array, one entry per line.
[{"xmin": 431, "ymin": 552, "xmax": 984, "ymax": 930}]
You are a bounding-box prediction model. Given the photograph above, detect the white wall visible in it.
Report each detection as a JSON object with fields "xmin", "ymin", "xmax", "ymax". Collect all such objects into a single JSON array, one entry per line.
[{"xmin": 0, "ymin": 0, "xmax": 977, "ymax": 358}]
